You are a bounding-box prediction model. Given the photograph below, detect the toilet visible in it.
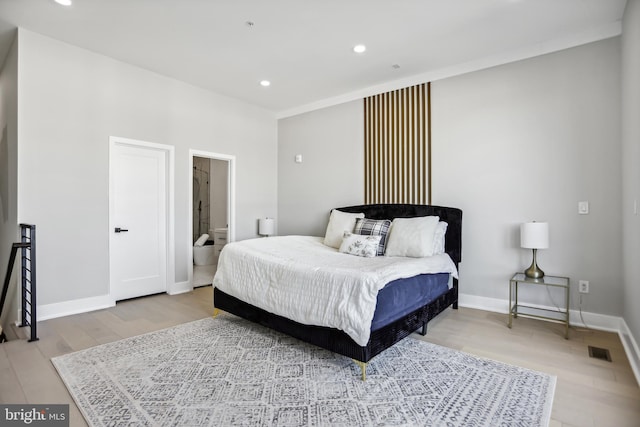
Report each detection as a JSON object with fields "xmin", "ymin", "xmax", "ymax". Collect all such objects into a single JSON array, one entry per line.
[
  {"xmin": 193, "ymin": 246, "xmax": 216, "ymax": 266},
  {"xmin": 193, "ymin": 234, "xmax": 216, "ymax": 266}
]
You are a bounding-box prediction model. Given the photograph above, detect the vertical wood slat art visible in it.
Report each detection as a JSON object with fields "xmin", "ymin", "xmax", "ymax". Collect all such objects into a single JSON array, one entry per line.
[{"xmin": 364, "ymin": 82, "xmax": 431, "ymax": 204}]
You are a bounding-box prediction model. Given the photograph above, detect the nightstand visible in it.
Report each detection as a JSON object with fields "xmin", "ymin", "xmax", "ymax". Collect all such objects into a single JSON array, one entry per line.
[{"xmin": 508, "ymin": 273, "xmax": 570, "ymax": 339}]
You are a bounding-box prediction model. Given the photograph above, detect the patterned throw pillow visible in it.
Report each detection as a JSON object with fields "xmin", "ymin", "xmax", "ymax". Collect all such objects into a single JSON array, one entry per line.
[
  {"xmin": 353, "ymin": 218, "xmax": 391, "ymax": 256},
  {"xmin": 339, "ymin": 232, "xmax": 382, "ymax": 258}
]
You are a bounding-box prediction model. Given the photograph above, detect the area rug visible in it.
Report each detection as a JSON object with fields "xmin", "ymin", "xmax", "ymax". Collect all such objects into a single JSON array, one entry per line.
[{"xmin": 52, "ymin": 315, "xmax": 556, "ymax": 426}]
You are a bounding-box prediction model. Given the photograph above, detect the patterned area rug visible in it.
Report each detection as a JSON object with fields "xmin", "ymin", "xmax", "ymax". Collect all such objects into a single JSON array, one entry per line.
[{"xmin": 52, "ymin": 315, "xmax": 556, "ymax": 426}]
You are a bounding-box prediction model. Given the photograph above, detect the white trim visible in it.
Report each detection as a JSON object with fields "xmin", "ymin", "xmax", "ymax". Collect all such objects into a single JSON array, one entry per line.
[
  {"xmin": 276, "ymin": 21, "xmax": 622, "ymax": 119},
  {"xmin": 568, "ymin": 310, "xmax": 622, "ymax": 333},
  {"xmin": 459, "ymin": 292, "xmax": 622, "ymax": 331},
  {"xmin": 188, "ymin": 150, "xmax": 236, "ymax": 288},
  {"xmin": 167, "ymin": 147, "xmax": 176, "ymax": 294},
  {"xmin": 619, "ymin": 320, "xmax": 640, "ymax": 387},
  {"xmin": 459, "ymin": 292, "xmax": 640, "ymax": 386},
  {"xmin": 167, "ymin": 281, "xmax": 192, "ymax": 296},
  {"xmin": 108, "ymin": 136, "xmax": 176, "ymax": 297},
  {"xmin": 458, "ymin": 293, "xmax": 508, "ymax": 314},
  {"xmin": 36, "ymin": 295, "xmax": 115, "ymax": 321}
]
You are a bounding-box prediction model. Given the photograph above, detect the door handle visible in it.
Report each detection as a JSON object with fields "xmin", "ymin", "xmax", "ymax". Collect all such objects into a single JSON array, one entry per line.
[{"xmin": 115, "ymin": 227, "xmax": 129, "ymax": 233}]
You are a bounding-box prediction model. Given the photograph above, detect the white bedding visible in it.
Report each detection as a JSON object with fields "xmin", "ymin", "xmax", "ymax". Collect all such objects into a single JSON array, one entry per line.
[{"xmin": 212, "ymin": 235, "xmax": 458, "ymax": 346}]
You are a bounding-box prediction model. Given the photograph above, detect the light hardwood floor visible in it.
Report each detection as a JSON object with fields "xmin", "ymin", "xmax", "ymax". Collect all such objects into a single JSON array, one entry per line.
[{"xmin": 1, "ymin": 286, "xmax": 638, "ymax": 427}]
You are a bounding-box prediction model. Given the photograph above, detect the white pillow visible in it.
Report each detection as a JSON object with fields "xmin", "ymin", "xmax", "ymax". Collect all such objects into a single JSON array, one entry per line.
[
  {"xmin": 323, "ymin": 210, "xmax": 365, "ymax": 249},
  {"xmin": 433, "ymin": 221, "xmax": 448, "ymax": 255},
  {"xmin": 384, "ymin": 216, "xmax": 440, "ymax": 257},
  {"xmin": 339, "ymin": 232, "xmax": 382, "ymax": 258}
]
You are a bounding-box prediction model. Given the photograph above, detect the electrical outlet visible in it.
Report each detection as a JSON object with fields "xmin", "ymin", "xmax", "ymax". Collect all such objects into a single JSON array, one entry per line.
[{"xmin": 579, "ymin": 280, "xmax": 589, "ymax": 294}]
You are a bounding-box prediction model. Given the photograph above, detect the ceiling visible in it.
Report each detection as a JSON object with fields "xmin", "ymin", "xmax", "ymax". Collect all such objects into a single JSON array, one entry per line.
[{"xmin": 0, "ymin": 0, "xmax": 628, "ymax": 117}]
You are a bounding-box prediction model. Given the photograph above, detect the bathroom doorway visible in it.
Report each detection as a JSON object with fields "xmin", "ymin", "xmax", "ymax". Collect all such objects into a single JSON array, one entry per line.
[{"xmin": 189, "ymin": 150, "xmax": 235, "ymax": 288}]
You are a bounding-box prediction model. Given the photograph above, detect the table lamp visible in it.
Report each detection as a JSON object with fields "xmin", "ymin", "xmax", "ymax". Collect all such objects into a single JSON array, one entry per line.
[{"xmin": 520, "ymin": 221, "xmax": 549, "ymax": 279}]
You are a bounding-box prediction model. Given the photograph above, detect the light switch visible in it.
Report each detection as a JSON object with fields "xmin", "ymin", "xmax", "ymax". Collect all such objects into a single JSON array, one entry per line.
[
  {"xmin": 295, "ymin": 154, "xmax": 303, "ymax": 163},
  {"xmin": 578, "ymin": 201, "xmax": 589, "ymax": 215}
]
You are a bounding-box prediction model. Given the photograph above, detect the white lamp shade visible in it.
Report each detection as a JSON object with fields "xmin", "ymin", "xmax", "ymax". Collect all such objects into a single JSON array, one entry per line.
[
  {"xmin": 259, "ymin": 218, "xmax": 275, "ymax": 236},
  {"xmin": 520, "ymin": 222, "xmax": 549, "ymax": 249}
]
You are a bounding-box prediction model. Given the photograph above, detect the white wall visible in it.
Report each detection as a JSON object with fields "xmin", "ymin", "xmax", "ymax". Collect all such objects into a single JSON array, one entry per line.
[
  {"xmin": 17, "ymin": 29, "xmax": 278, "ymax": 307},
  {"xmin": 622, "ymin": 0, "xmax": 640, "ymax": 342},
  {"xmin": 433, "ymin": 37, "xmax": 622, "ymax": 315},
  {"xmin": 278, "ymin": 100, "xmax": 364, "ymax": 236},
  {"xmin": 277, "ymin": 38, "xmax": 623, "ymax": 316},
  {"xmin": 0, "ymin": 32, "xmax": 18, "ymax": 333}
]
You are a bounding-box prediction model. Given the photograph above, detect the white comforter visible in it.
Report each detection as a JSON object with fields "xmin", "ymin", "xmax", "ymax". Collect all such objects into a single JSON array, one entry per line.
[{"xmin": 212, "ymin": 235, "xmax": 458, "ymax": 346}]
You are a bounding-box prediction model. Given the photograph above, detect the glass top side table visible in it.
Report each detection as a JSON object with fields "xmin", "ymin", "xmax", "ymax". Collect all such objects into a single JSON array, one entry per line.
[{"xmin": 508, "ymin": 273, "xmax": 570, "ymax": 339}]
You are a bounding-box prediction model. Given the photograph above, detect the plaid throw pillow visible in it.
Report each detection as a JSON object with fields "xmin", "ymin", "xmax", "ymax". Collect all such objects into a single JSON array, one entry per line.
[{"xmin": 353, "ymin": 218, "xmax": 391, "ymax": 256}]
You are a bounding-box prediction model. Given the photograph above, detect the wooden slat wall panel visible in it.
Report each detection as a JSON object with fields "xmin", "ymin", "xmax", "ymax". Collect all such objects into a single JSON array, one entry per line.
[{"xmin": 364, "ymin": 83, "xmax": 431, "ymax": 204}]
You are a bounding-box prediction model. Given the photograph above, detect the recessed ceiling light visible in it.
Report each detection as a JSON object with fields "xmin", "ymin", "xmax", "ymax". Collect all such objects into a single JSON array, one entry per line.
[
  {"xmin": 54, "ymin": 0, "xmax": 72, "ymax": 6},
  {"xmin": 353, "ymin": 44, "xmax": 366, "ymax": 54},
  {"xmin": 260, "ymin": 80, "xmax": 271, "ymax": 87}
]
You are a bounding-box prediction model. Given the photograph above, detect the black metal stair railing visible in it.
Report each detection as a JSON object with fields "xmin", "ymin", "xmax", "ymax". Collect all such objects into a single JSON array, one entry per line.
[{"xmin": 0, "ymin": 224, "xmax": 38, "ymax": 343}]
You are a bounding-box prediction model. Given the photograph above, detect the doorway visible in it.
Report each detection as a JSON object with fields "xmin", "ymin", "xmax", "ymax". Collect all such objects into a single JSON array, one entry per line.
[
  {"xmin": 109, "ymin": 137, "xmax": 175, "ymax": 301},
  {"xmin": 189, "ymin": 150, "xmax": 235, "ymax": 287}
]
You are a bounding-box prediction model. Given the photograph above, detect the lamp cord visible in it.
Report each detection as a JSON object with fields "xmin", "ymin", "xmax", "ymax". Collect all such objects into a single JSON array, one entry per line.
[
  {"xmin": 578, "ymin": 293, "xmax": 590, "ymax": 330},
  {"xmin": 545, "ymin": 284, "xmax": 590, "ymax": 331}
]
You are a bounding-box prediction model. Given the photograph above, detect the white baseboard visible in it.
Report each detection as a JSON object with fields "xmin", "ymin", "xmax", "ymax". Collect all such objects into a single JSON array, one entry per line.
[
  {"xmin": 619, "ymin": 320, "xmax": 640, "ymax": 388},
  {"xmin": 168, "ymin": 281, "xmax": 192, "ymax": 295},
  {"xmin": 458, "ymin": 292, "xmax": 640, "ymax": 386},
  {"xmin": 458, "ymin": 293, "xmax": 509, "ymax": 314},
  {"xmin": 459, "ymin": 292, "xmax": 621, "ymax": 331},
  {"xmin": 568, "ymin": 309, "xmax": 623, "ymax": 333},
  {"xmin": 37, "ymin": 294, "xmax": 116, "ymax": 322},
  {"xmin": 36, "ymin": 281, "xmax": 194, "ymax": 321}
]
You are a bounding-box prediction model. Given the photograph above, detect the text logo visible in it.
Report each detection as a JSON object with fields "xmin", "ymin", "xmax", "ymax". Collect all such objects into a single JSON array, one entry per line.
[{"xmin": 1, "ymin": 405, "xmax": 69, "ymax": 426}]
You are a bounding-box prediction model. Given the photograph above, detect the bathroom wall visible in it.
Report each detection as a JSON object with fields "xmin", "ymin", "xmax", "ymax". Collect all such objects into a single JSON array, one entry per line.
[
  {"xmin": 193, "ymin": 156, "xmax": 210, "ymax": 242},
  {"xmin": 210, "ymin": 159, "xmax": 228, "ymax": 232}
]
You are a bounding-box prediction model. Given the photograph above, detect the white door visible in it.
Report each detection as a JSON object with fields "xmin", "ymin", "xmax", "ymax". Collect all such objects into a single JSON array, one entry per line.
[{"xmin": 110, "ymin": 141, "xmax": 167, "ymax": 301}]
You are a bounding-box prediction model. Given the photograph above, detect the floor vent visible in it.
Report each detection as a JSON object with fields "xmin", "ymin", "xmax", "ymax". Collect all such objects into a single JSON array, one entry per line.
[{"xmin": 588, "ymin": 346, "xmax": 612, "ymax": 362}]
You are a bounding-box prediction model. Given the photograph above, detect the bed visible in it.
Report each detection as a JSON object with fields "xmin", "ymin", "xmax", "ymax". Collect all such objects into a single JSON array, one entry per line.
[{"xmin": 212, "ymin": 204, "xmax": 462, "ymax": 379}]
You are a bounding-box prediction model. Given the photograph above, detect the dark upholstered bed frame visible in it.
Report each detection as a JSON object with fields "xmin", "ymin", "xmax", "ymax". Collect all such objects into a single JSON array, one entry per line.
[{"xmin": 213, "ymin": 204, "xmax": 462, "ymax": 375}]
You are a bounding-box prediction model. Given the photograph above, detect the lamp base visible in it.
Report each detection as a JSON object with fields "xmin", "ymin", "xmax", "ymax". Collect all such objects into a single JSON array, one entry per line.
[
  {"xmin": 524, "ymin": 264, "xmax": 545, "ymax": 279},
  {"xmin": 524, "ymin": 248, "xmax": 545, "ymax": 279}
]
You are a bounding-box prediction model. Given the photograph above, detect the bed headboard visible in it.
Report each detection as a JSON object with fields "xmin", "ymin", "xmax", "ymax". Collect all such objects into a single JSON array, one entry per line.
[{"xmin": 335, "ymin": 204, "xmax": 462, "ymax": 265}]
